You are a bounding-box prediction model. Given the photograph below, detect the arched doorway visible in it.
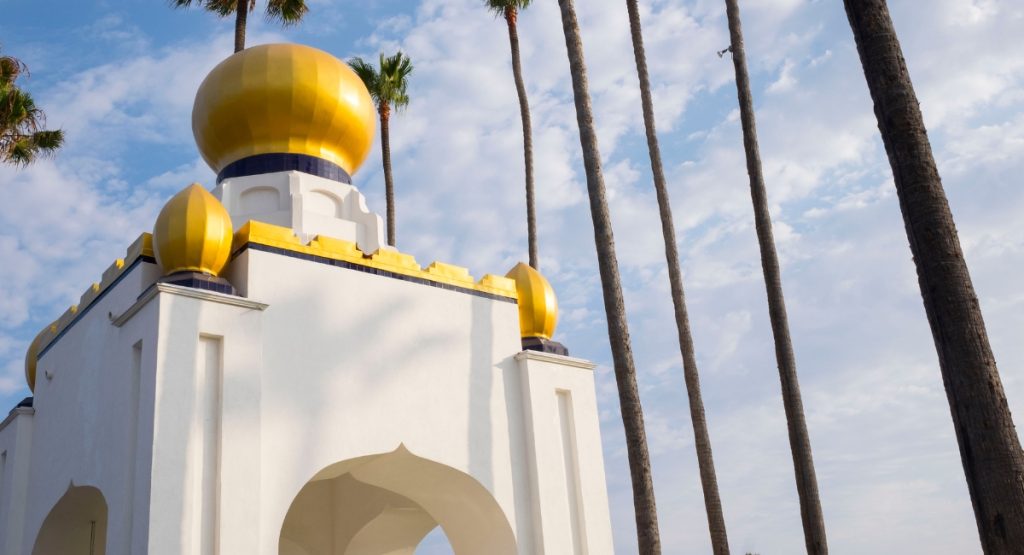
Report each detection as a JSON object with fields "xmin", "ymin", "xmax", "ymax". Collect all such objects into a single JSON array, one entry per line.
[
  {"xmin": 280, "ymin": 446, "xmax": 517, "ymax": 555},
  {"xmin": 32, "ymin": 484, "xmax": 108, "ymax": 555}
]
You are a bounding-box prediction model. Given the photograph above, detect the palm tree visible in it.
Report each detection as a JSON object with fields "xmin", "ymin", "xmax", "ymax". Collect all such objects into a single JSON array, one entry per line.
[
  {"xmin": 350, "ymin": 52, "xmax": 413, "ymax": 247},
  {"xmin": 0, "ymin": 53, "xmax": 64, "ymax": 166},
  {"xmin": 170, "ymin": 0, "xmax": 308, "ymax": 53},
  {"xmin": 556, "ymin": 0, "xmax": 660, "ymax": 552},
  {"xmin": 624, "ymin": 2, "xmax": 730, "ymax": 553},
  {"xmin": 721, "ymin": 1, "xmax": 828, "ymax": 552},
  {"xmin": 843, "ymin": 1, "xmax": 1024, "ymax": 550},
  {"xmin": 486, "ymin": 0, "xmax": 539, "ymax": 270}
]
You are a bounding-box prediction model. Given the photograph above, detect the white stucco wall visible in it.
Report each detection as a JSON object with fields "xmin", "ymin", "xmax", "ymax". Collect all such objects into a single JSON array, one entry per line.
[{"xmin": 20, "ymin": 258, "xmax": 163, "ymax": 555}]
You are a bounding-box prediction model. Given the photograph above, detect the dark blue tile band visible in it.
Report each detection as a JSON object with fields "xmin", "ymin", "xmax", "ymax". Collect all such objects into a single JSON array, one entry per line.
[{"xmin": 217, "ymin": 153, "xmax": 352, "ymax": 184}]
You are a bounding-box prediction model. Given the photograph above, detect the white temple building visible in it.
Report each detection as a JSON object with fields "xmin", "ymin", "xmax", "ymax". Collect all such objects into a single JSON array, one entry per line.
[{"xmin": 0, "ymin": 43, "xmax": 614, "ymax": 554}]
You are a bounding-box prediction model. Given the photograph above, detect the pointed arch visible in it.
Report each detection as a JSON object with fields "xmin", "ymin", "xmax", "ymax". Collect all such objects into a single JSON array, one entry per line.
[
  {"xmin": 280, "ymin": 445, "xmax": 517, "ymax": 554},
  {"xmin": 32, "ymin": 484, "xmax": 108, "ymax": 555}
]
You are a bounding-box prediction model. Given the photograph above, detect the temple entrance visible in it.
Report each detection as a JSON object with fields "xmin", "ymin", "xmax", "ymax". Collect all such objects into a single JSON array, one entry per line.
[
  {"xmin": 32, "ymin": 485, "xmax": 108, "ymax": 555},
  {"xmin": 279, "ymin": 446, "xmax": 517, "ymax": 555}
]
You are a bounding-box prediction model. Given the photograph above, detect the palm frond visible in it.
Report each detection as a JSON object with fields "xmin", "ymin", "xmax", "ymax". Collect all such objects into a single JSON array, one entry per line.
[
  {"xmin": 31, "ymin": 129, "xmax": 64, "ymax": 151},
  {"xmin": 348, "ymin": 57, "xmax": 382, "ymax": 104},
  {"xmin": 0, "ymin": 48, "xmax": 62, "ymax": 166},
  {"xmin": 2, "ymin": 129, "xmax": 61, "ymax": 167},
  {"xmin": 267, "ymin": 0, "xmax": 308, "ymax": 25},
  {"xmin": 0, "ymin": 56, "xmax": 28, "ymax": 87},
  {"xmin": 378, "ymin": 51, "xmax": 413, "ymax": 111},
  {"xmin": 206, "ymin": 0, "xmax": 238, "ymax": 17},
  {"xmin": 170, "ymin": 0, "xmax": 236, "ymax": 18},
  {"xmin": 2, "ymin": 87, "xmax": 44, "ymax": 133},
  {"xmin": 0, "ymin": 84, "xmax": 17, "ymax": 119},
  {"xmin": 484, "ymin": 0, "xmax": 532, "ymax": 17},
  {"xmin": 0, "ymin": 71, "xmax": 63, "ymax": 166},
  {"xmin": 5, "ymin": 137, "xmax": 35, "ymax": 166}
]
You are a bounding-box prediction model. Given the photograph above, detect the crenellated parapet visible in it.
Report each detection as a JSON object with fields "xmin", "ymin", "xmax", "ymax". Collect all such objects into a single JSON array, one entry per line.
[
  {"xmin": 25, "ymin": 233, "xmax": 156, "ymax": 390},
  {"xmin": 24, "ymin": 216, "xmax": 522, "ymax": 392},
  {"xmin": 233, "ymin": 220, "xmax": 518, "ymax": 300}
]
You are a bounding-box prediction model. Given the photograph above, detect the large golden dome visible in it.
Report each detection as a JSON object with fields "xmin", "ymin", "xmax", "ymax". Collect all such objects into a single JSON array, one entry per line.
[{"xmin": 192, "ymin": 43, "xmax": 376, "ymax": 182}]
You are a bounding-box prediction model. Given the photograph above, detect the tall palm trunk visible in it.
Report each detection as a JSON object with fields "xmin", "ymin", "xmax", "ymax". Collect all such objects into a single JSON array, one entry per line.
[
  {"xmin": 843, "ymin": 2, "xmax": 1024, "ymax": 551},
  {"xmin": 557, "ymin": 0, "xmax": 660, "ymax": 552},
  {"xmin": 722, "ymin": 1, "xmax": 828, "ymax": 553},
  {"xmin": 625, "ymin": 1, "xmax": 729, "ymax": 553},
  {"xmin": 234, "ymin": 0, "xmax": 249, "ymax": 52},
  {"xmin": 380, "ymin": 102, "xmax": 396, "ymax": 246},
  {"xmin": 504, "ymin": 6, "xmax": 539, "ymax": 270}
]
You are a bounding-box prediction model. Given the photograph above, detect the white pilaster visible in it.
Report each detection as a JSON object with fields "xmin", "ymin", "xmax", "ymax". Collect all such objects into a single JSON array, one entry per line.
[
  {"xmin": 516, "ymin": 350, "xmax": 615, "ymax": 555},
  {"xmin": 143, "ymin": 284, "xmax": 266, "ymax": 555}
]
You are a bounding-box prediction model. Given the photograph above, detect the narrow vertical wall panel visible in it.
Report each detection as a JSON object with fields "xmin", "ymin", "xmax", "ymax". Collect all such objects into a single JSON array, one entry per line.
[
  {"xmin": 1, "ymin": 450, "xmax": 6, "ymax": 506},
  {"xmin": 0, "ymin": 450, "xmax": 5, "ymax": 547},
  {"xmin": 556, "ymin": 389, "xmax": 587, "ymax": 555},
  {"xmin": 195, "ymin": 335, "xmax": 223, "ymax": 555},
  {"xmin": 127, "ymin": 341, "xmax": 142, "ymax": 549}
]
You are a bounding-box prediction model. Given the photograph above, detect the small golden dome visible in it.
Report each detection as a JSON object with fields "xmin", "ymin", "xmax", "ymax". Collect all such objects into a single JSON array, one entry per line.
[
  {"xmin": 506, "ymin": 262, "xmax": 559, "ymax": 340},
  {"xmin": 153, "ymin": 184, "xmax": 234, "ymax": 276},
  {"xmin": 192, "ymin": 43, "xmax": 376, "ymax": 178},
  {"xmin": 24, "ymin": 324, "xmax": 52, "ymax": 392}
]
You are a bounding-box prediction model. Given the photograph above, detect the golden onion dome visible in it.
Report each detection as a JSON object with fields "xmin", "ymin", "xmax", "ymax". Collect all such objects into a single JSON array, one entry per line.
[
  {"xmin": 192, "ymin": 43, "xmax": 376, "ymax": 181},
  {"xmin": 153, "ymin": 184, "xmax": 234, "ymax": 276},
  {"xmin": 506, "ymin": 262, "xmax": 559, "ymax": 340},
  {"xmin": 24, "ymin": 324, "xmax": 52, "ymax": 392}
]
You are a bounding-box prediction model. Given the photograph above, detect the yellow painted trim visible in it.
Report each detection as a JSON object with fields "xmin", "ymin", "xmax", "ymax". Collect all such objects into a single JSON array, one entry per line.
[
  {"xmin": 425, "ymin": 262, "xmax": 474, "ymax": 285},
  {"xmin": 234, "ymin": 221, "xmax": 518, "ymax": 300},
  {"xmin": 477, "ymin": 274, "xmax": 518, "ymax": 297},
  {"xmin": 100, "ymin": 258, "xmax": 125, "ymax": 285},
  {"xmin": 79, "ymin": 283, "xmax": 102, "ymax": 310},
  {"xmin": 124, "ymin": 233, "xmax": 154, "ymax": 262},
  {"xmin": 368, "ymin": 249, "xmax": 422, "ymax": 275}
]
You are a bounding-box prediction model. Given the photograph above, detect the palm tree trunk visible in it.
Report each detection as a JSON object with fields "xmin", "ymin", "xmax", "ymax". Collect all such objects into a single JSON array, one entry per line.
[
  {"xmin": 556, "ymin": 0, "xmax": 661, "ymax": 552},
  {"xmin": 234, "ymin": 0, "xmax": 248, "ymax": 52},
  {"xmin": 625, "ymin": 1, "xmax": 730, "ymax": 553},
  {"xmin": 843, "ymin": 2, "xmax": 1024, "ymax": 551},
  {"xmin": 722, "ymin": 1, "xmax": 828, "ymax": 553},
  {"xmin": 380, "ymin": 103, "xmax": 396, "ymax": 247},
  {"xmin": 504, "ymin": 7, "xmax": 539, "ymax": 270}
]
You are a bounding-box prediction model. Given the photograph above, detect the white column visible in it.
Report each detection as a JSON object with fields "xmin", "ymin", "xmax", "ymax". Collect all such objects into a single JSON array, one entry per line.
[
  {"xmin": 516, "ymin": 351, "xmax": 614, "ymax": 555},
  {"xmin": 144, "ymin": 285, "xmax": 266, "ymax": 555}
]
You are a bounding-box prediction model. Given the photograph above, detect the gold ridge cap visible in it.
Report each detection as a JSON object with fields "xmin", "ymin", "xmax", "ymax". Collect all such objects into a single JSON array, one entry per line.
[
  {"xmin": 234, "ymin": 220, "xmax": 518, "ymax": 299},
  {"xmin": 425, "ymin": 261, "xmax": 474, "ymax": 285}
]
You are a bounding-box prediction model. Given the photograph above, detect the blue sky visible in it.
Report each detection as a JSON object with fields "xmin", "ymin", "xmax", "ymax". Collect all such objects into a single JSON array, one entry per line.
[{"xmin": 2, "ymin": 0, "xmax": 1022, "ymax": 553}]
